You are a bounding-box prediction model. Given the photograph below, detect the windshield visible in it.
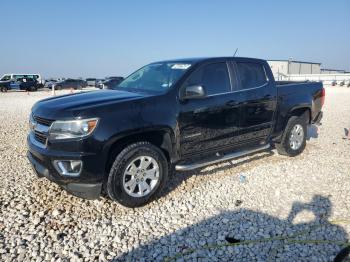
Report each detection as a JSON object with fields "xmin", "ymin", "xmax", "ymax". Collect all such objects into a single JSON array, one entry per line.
[{"xmin": 116, "ymin": 62, "xmax": 192, "ymax": 93}]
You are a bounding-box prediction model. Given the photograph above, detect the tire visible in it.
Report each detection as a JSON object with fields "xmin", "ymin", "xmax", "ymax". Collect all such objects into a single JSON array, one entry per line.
[
  {"xmin": 275, "ymin": 115, "xmax": 307, "ymax": 157},
  {"xmin": 56, "ymin": 85, "xmax": 62, "ymax": 90},
  {"xmin": 107, "ymin": 141, "xmax": 169, "ymax": 207}
]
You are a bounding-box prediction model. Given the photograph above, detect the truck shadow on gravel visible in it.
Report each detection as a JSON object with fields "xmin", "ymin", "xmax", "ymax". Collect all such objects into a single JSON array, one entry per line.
[
  {"xmin": 307, "ymin": 124, "xmax": 319, "ymax": 140},
  {"xmin": 115, "ymin": 195, "xmax": 348, "ymax": 261}
]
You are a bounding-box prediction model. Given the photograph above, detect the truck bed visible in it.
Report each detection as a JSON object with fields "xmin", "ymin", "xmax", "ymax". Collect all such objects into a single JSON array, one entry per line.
[
  {"xmin": 276, "ymin": 80, "xmax": 311, "ymax": 85},
  {"xmin": 275, "ymin": 81, "xmax": 324, "ymax": 126}
]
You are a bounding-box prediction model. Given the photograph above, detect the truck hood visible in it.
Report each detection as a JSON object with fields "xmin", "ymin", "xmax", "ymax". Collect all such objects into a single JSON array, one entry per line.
[{"xmin": 33, "ymin": 90, "xmax": 148, "ymax": 118}]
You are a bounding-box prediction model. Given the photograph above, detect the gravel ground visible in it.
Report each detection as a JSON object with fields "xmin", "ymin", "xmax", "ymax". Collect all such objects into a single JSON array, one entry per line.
[{"xmin": 0, "ymin": 86, "xmax": 349, "ymax": 261}]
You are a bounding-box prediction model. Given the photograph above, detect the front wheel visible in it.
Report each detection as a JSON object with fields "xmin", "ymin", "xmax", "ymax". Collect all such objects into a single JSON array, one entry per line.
[
  {"xmin": 275, "ymin": 115, "xmax": 307, "ymax": 157},
  {"xmin": 107, "ymin": 142, "xmax": 169, "ymax": 207}
]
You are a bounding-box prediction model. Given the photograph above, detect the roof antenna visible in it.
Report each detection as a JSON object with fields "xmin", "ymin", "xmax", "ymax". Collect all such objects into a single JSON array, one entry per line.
[{"xmin": 233, "ymin": 48, "xmax": 238, "ymax": 57}]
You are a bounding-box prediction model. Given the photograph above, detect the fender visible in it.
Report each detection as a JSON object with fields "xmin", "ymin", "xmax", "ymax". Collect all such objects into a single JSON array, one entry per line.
[{"xmin": 102, "ymin": 125, "xmax": 178, "ymax": 164}]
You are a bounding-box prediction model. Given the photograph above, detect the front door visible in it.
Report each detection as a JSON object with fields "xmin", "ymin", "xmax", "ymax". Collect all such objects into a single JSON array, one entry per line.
[{"xmin": 178, "ymin": 62, "xmax": 240, "ymax": 157}]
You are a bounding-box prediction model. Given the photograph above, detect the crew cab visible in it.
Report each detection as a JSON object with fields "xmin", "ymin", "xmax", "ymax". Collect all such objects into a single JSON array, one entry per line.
[{"xmin": 27, "ymin": 57, "xmax": 324, "ymax": 207}]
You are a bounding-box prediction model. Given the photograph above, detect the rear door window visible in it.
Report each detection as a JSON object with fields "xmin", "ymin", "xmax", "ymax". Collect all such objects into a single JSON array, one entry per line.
[
  {"xmin": 184, "ymin": 62, "xmax": 231, "ymax": 95},
  {"xmin": 236, "ymin": 62, "xmax": 268, "ymax": 90}
]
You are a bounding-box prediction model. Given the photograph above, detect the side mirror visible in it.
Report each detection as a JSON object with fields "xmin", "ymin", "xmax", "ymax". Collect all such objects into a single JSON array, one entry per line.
[{"xmin": 181, "ymin": 85, "xmax": 206, "ymax": 100}]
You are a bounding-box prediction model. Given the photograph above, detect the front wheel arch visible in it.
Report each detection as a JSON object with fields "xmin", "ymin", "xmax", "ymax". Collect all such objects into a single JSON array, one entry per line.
[{"xmin": 103, "ymin": 129, "xmax": 176, "ymax": 178}]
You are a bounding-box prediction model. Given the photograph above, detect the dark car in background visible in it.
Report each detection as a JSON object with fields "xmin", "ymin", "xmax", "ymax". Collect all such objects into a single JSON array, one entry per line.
[
  {"xmin": 19, "ymin": 78, "xmax": 39, "ymax": 91},
  {"xmin": 1, "ymin": 75, "xmax": 41, "ymax": 92},
  {"xmin": 55, "ymin": 79, "xmax": 87, "ymax": 90},
  {"xmin": 1, "ymin": 74, "xmax": 44, "ymax": 92},
  {"xmin": 98, "ymin": 76, "xmax": 124, "ymax": 89}
]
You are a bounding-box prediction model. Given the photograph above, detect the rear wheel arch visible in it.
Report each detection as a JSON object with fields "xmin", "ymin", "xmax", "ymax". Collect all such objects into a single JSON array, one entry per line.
[
  {"xmin": 273, "ymin": 107, "xmax": 310, "ymax": 144},
  {"xmin": 288, "ymin": 107, "xmax": 311, "ymax": 124}
]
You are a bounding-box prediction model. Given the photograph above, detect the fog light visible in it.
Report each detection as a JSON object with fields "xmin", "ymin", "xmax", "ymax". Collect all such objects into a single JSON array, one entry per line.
[{"xmin": 53, "ymin": 160, "xmax": 83, "ymax": 177}]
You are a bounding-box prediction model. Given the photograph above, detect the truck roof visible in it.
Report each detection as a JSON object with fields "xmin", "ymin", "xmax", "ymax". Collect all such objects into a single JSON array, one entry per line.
[{"xmin": 154, "ymin": 57, "xmax": 267, "ymax": 64}]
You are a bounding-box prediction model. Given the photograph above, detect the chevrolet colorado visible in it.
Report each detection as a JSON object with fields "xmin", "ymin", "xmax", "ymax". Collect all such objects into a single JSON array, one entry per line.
[{"xmin": 27, "ymin": 57, "xmax": 324, "ymax": 207}]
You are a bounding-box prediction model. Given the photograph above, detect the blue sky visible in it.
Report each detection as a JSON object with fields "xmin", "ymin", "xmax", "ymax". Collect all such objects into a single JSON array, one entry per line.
[{"xmin": 0, "ymin": 0, "xmax": 349, "ymax": 78}]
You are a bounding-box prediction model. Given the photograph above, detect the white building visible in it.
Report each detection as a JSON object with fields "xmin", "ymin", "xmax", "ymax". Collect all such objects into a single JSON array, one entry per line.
[
  {"xmin": 321, "ymin": 69, "xmax": 346, "ymax": 74},
  {"xmin": 267, "ymin": 59, "xmax": 350, "ymax": 84},
  {"xmin": 267, "ymin": 60, "xmax": 321, "ymax": 80}
]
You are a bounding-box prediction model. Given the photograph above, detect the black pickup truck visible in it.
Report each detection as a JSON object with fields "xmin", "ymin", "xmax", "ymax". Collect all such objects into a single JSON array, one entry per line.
[{"xmin": 27, "ymin": 57, "xmax": 324, "ymax": 207}]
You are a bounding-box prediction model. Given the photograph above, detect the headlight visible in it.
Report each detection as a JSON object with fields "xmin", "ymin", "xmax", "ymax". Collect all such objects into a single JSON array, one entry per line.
[
  {"xmin": 49, "ymin": 118, "xmax": 99, "ymax": 140},
  {"xmin": 29, "ymin": 114, "xmax": 35, "ymax": 131}
]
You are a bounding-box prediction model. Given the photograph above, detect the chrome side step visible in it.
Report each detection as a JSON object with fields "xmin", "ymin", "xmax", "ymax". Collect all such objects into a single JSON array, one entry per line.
[{"xmin": 175, "ymin": 144, "xmax": 271, "ymax": 171}]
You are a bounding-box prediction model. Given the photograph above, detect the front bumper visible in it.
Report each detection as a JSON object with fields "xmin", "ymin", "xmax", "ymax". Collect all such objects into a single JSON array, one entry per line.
[{"xmin": 27, "ymin": 135, "xmax": 103, "ymax": 200}]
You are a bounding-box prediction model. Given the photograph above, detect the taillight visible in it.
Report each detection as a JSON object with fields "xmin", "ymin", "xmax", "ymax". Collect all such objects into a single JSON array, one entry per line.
[{"xmin": 321, "ymin": 87, "xmax": 325, "ymax": 107}]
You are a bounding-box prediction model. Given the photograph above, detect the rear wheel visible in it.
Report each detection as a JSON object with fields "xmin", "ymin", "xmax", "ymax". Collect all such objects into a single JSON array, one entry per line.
[
  {"xmin": 107, "ymin": 142, "xmax": 169, "ymax": 207},
  {"xmin": 275, "ymin": 115, "xmax": 307, "ymax": 157}
]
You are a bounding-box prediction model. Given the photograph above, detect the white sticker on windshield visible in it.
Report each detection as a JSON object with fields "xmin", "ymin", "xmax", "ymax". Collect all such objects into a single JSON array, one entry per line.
[{"xmin": 171, "ymin": 64, "xmax": 191, "ymax": 70}]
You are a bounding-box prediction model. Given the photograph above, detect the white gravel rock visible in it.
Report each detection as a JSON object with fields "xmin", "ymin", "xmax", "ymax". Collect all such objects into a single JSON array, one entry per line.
[{"xmin": 0, "ymin": 87, "xmax": 349, "ymax": 261}]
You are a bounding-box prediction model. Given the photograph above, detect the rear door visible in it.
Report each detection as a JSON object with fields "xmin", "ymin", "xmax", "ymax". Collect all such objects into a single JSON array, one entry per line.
[
  {"xmin": 233, "ymin": 60, "xmax": 277, "ymax": 144},
  {"xmin": 178, "ymin": 61, "xmax": 241, "ymax": 156}
]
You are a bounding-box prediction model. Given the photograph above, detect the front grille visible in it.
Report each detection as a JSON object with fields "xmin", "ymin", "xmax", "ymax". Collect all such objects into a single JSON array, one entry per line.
[
  {"xmin": 31, "ymin": 115, "xmax": 54, "ymax": 146},
  {"xmin": 34, "ymin": 115, "xmax": 54, "ymax": 126},
  {"xmin": 34, "ymin": 131, "xmax": 47, "ymax": 145}
]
